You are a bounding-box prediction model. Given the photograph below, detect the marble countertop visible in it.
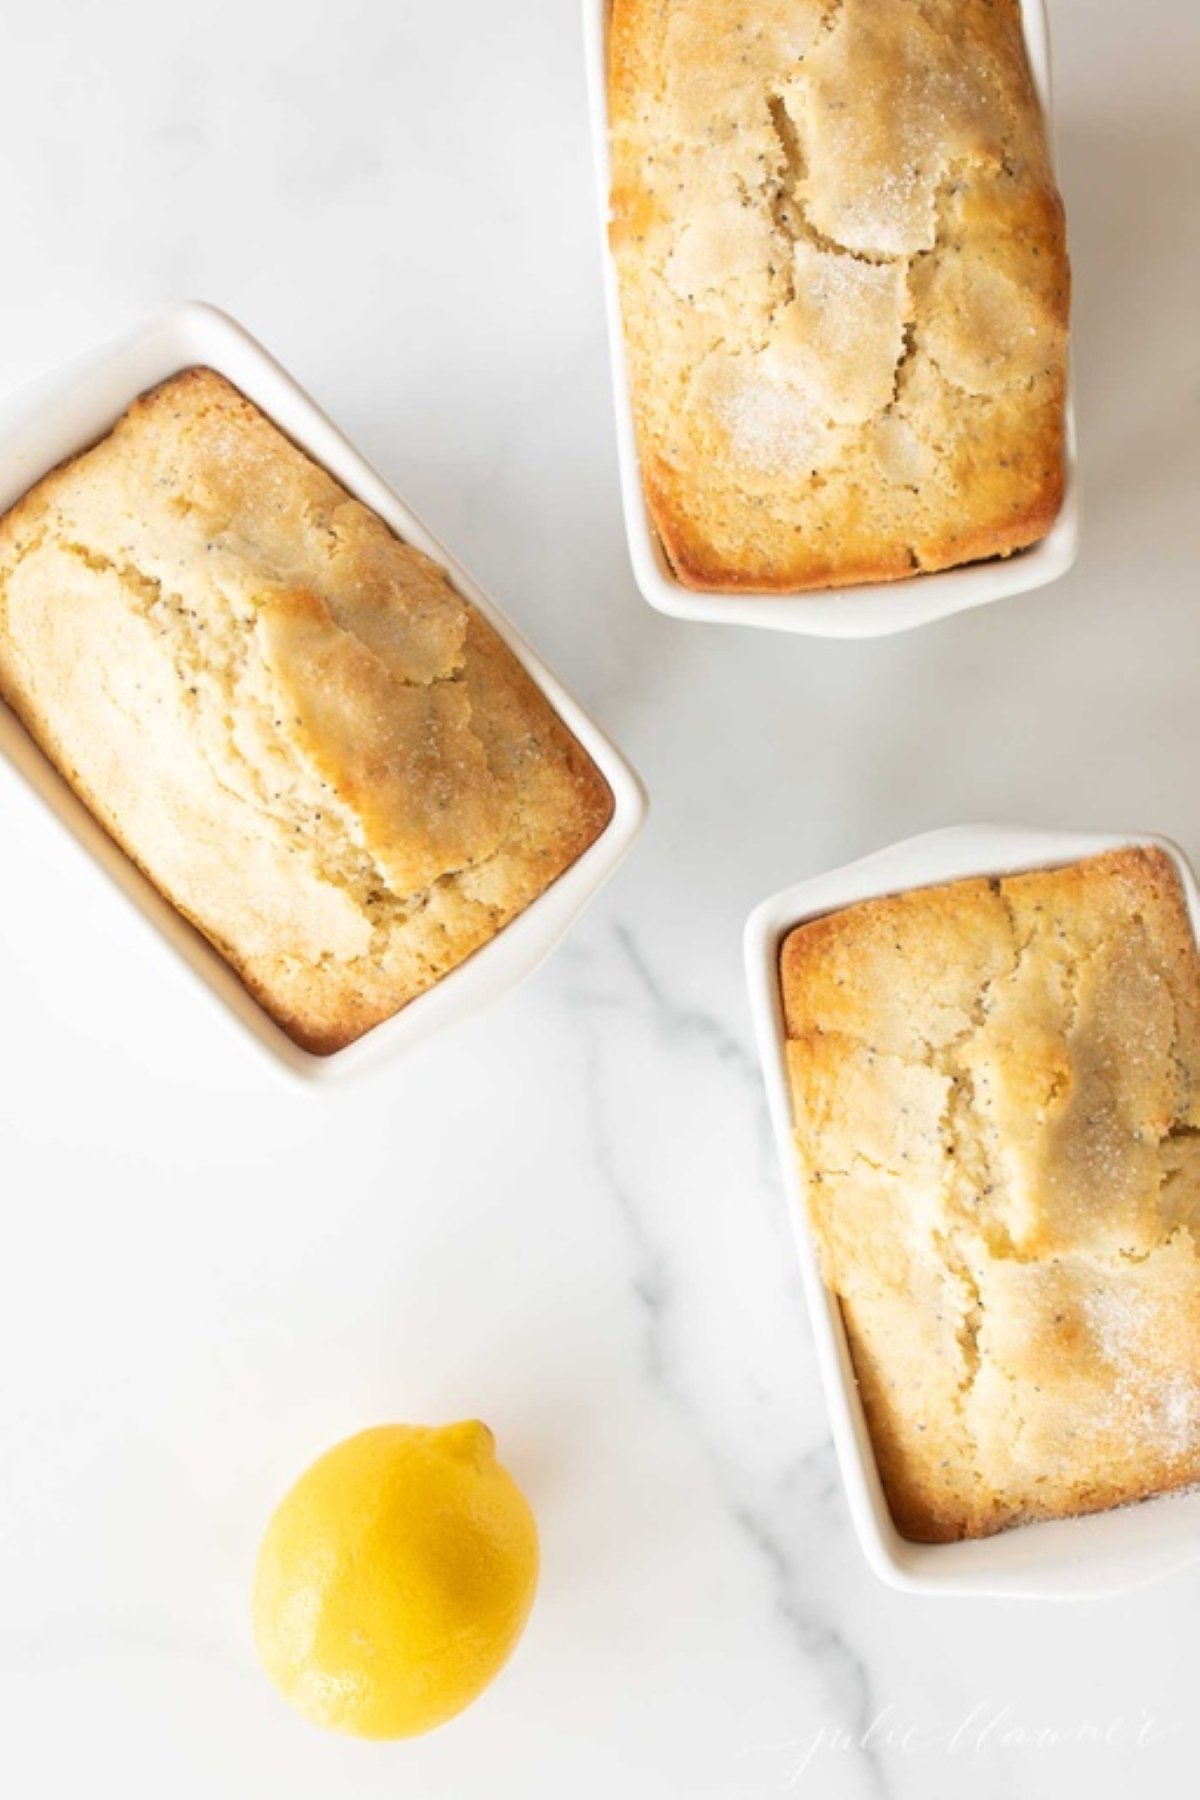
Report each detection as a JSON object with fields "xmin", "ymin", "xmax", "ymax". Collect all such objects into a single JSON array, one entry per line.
[{"xmin": 2, "ymin": 1, "xmax": 1199, "ymax": 1795}]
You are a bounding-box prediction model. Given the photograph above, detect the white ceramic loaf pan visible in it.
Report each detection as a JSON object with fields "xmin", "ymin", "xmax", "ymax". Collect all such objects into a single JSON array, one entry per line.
[
  {"xmin": 585, "ymin": 0, "xmax": 1079, "ymax": 638},
  {"xmin": 745, "ymin": 825, "xmax": 1200, "ymax": 1598},
  {"xmin": 0, "ymin": 302, "xmax": 647, "ymax": 1082}
]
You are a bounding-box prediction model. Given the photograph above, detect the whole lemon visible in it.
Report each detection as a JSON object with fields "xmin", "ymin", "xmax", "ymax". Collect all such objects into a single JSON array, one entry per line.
[{"xmin": 252, "ymin": 1421, "xmax": 538, "ymax": 1738}]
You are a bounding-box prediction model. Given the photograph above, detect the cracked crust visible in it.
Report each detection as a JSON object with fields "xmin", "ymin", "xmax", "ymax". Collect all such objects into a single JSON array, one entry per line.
[
  {"xmin": 0, "ymin": 369, "xmax": 613, "ymax": 1053},
  {"xmin": 608, "ymin": 0, "xmax": 1069, "ymax": 592},
  {"xmin": 780, "ymin": 850, "xmax": 1200, "ymax": 1541}
]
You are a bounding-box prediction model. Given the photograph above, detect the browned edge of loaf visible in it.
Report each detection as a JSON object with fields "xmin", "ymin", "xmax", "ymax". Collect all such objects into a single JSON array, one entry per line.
[{"xmin": 654, "ymin": 467, "xmax": 1066, "ymax": 595}]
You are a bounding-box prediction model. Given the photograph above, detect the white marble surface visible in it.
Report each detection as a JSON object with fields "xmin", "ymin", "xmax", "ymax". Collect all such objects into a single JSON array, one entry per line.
[{"xmin": 1, "ymin": 1, "xmax": 1198, "ymax": 1794}]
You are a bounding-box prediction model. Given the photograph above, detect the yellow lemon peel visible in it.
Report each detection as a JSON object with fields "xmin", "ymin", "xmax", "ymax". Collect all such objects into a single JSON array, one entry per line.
[{"xmin": 253, "ymin": 1422, "xmax": 538, "ymax": 1738}]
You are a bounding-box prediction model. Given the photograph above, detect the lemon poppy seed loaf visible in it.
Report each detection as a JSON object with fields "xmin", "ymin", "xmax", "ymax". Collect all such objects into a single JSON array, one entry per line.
[
  {"xmin": 781, "ymin": 849, "xmax": 1200, "ymax": 1541},
  {"xmin": 608, "ymin": 0, "xmax": 1069, "ymax": 591},
  {"xmin": 0, "ymin": 370, "xmax": 613, "ymax": 1052}
]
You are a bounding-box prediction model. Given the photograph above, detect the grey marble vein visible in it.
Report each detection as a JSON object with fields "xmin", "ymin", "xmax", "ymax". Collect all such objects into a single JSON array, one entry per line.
[{"xmin": 561, "ymin": 922, "xmax": 891, "ymax": 1800}]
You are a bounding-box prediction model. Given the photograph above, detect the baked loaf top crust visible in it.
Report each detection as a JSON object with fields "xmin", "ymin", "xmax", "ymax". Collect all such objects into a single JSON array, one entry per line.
[
  {"xmin": 780, "ymin": 849, "xmax": 1200, "ymax": 1542},
  {"xmin": 608, "ymin": 0, "xmax": 1069, "ymax": 592},
  {"xmin": 0, "ymin": 369, "xmax": 612, "ymax": 1053}
]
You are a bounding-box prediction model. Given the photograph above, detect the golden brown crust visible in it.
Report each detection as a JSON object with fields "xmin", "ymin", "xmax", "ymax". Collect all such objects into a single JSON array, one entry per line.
[
  {"xmin": 780, "ymin": 849, "xmax": 1200, "ymax": 1541},
  {"xmin": 0, "ymin": 369, "xmax": 613, "ymax": 1054},
  {"xmin": 609, "ymin": 0, "xmax": 1069, "ymax": 593}
]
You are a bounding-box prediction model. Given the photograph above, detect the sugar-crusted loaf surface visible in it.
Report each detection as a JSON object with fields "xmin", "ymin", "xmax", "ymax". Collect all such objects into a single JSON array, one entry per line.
[
  {"xmin": 608, "ymin": 0, "xmax": 1069, "ymax": 592},
  {"xmin": 0, "ymin": 369, "xmax": 612, "ymax": 1053},
  {"xmin": 780, "ymin": 849, "xmax": 1200, "ymax": 1542}
]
